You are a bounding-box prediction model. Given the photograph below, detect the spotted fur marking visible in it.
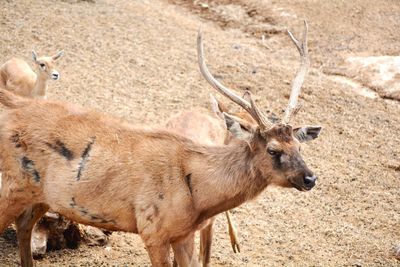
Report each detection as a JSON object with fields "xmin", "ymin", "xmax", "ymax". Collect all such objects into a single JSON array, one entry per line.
[
  {"xmin": 71, "ymin": 197, "xmax": 115, "ymax": 225},
  {"xmin": 10, "ymin": 133, "xmax": 22, "ymax": 148},
  {"xmin": 76, "ymin": 137, "xmax": 96, "ymax": 181},
  {"xmin": 21, "ymin": 156, "xmax": 41, "ymax": 182},
  {"xmin": 45, "ymin": 140, "xmax": 74, "ymax": 160}
]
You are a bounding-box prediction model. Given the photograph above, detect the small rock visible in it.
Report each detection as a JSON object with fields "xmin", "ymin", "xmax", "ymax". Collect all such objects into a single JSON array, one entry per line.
[
  {"xmin": 393, "ymin": 243, "xmax": 400, "ymax": 260},
  {"xmin": 82, "ymin": 226, "xmax": 110, "ymax": 246},
  {"xmin": 199, "ymin": 2, "xmax": 209, "ymax": 9}
]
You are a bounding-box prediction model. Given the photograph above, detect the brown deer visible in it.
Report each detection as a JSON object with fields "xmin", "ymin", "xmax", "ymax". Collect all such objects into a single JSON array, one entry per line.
[
  {"xmin": 0, "ymin": 50, "xmax": 109, "ymax": 257},
  {"xmin": 166, "ymin": 20, "xmax": 320, "ymax": 266},
  {"xmin": 0, "ymin": 21, "xmax": 321, "ymax": 267},
  {"xmin": 166, "ymin": 95, "xmax": 248, "ymax": 266},
  {"xmin": 0, "ymin": 50, "xmax": 64, "ymax": 99}
]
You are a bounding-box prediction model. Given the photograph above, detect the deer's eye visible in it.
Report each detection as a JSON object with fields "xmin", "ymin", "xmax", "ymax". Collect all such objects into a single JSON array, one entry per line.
[
  {"xmin": 267, "ymin": 149, "xmax": 281, "ymax": 156},
  {"xmin": 239, "ymin": 124, "xmax": 248, "ymax": 132},
  {"xmin": 39, "ymin": 63, "xmax": 46, "ymax": 69}
]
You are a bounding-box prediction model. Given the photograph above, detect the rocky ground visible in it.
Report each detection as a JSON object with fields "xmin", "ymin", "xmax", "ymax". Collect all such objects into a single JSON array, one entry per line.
[{"xmin": 0, "ymin": 0, "xmax": 399, "ymax": 266}]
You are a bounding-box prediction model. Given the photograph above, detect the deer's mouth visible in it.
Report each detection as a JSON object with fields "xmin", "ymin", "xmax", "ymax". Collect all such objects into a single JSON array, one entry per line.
[{"xmin": 290, "ymin": 180, "xmax": 314, "ymax": 192}]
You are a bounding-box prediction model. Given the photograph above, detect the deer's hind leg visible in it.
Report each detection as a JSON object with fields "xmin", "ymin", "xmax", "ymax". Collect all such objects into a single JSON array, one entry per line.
[
  {"xmin": 0, "ymin": 178, "xmax": 31, "ymax": 233},
  {"xmin": 225, "ymin": 210, "xmax": 240, "ymax": 253},
  {"xmin": 0, "ymin": 198, "xmax": 26, "ymax": 233},
  {"xmin": 16, "ymin": 203, "xmax": 49, "ymax": 267}
]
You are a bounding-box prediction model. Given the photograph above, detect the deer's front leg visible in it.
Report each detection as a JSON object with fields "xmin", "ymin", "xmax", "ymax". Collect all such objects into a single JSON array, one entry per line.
[
  {"xmin": 144, "ymin": 242, "xmax": 172, "ymax": 267},
  {"xmin": 16, "ymin": 203, "xmax": 49, "ymax": 267},
  {"xmin": 172, "ymin": 232, "xmax": 199, "ymax": 267}
]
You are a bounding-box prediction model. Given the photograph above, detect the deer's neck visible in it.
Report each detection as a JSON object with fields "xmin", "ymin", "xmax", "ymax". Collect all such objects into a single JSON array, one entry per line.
[
  {"xmin": 32, "ymin": 72, "xmax": 48, "ymax": 98},
  {"xmin": 187, "ymin": 141, "xmax": 269, "ymax": 223}
]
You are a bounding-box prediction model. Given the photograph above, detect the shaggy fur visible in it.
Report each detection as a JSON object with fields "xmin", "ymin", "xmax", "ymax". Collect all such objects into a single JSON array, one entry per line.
[{"xmin": 0, "ymin": 89, "xmax": 318, "ymax": 267}]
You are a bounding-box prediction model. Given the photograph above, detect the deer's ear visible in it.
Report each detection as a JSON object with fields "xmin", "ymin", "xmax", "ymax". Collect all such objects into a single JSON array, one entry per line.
[
  {"xmin": 32, "ymin": 51, "xmax": 38, "ymax": 62},
  {"xmin": 223, "ymin": 112, "xmax": 252, "ymax": 140},
  {"xmin": 293, "ymin": 126, "xmax": 322, "ymax": 143},
  {"xmin": 52, "ymin": 50, "xmax": 64, "ymax": 61},
  {"xmin": 209, "ymin": 94, "xmax": 224, "ymax": 119}
]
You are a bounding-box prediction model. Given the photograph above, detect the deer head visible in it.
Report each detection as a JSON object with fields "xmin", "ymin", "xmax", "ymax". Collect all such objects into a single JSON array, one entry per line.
[
  {"xmin": 198, "ymin": 21, "xmax": 322, "ymax": 191},
  {"xmin": 32, "ymin": 50, "xmax": 64, "ymax": 81}
]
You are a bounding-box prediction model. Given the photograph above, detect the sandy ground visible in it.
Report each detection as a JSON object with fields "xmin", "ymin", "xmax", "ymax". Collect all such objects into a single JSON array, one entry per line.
[{"xmin": 0, "ymin": 0, "xmax": 399, "ymax": 266}]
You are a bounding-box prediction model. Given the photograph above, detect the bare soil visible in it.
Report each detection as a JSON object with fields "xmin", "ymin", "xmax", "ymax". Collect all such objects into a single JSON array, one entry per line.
[{"xmin": 0, "ymin": 0, "xmax": 399, "ymax": 266}]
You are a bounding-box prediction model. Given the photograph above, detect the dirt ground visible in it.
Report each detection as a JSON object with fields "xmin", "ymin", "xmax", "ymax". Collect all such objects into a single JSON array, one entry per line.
[{"xmin": 0, "ymin": 0, "xmax": 399, "ymax": 266}]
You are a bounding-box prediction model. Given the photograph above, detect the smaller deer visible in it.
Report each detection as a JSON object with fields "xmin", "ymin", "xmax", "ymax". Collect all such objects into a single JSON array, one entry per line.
[{"xmin": 0, "ymin": 50, "xmax": 64, "ymax": 99}]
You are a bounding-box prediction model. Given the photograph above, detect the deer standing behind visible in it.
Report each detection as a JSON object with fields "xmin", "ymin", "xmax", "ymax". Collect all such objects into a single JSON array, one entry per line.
[
  {"xmin": 166, "ymin": 95, "xmax": 253, "ymax": 266},
  {"xmin": 0, "ymin": 50, "xmax": 64, "ymax": 99},
  {"xmin": 0, "ymin": 21, "xmax": 322, "ymax": 267}
]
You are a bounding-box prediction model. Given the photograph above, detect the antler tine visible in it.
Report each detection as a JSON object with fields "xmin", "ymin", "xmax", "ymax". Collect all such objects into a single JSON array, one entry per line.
[
  {"xmin": 282, "ymin": 20, "xmax": 310, "ymax": 124},
  {"xmin": 197, "ymin": 29, "xmax": 272, "ymax": 129},
  {"xmin": 243, "ymin": 91, "xmax": 273, "ymax": 130},
  {"xmin": 197, "ymin": 29, "xmax": 252, "ymax": 113}
]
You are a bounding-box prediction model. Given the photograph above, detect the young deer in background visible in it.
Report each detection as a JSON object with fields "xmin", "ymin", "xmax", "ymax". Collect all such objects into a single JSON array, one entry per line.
[
  {"xmin": 0, "ymin": 21, "xmax": 320, "ymax": 267},
  {"xmin": 0, "ymin": 50, "xmax": 64, "ymax": 99},
  {"xmin": 166, "ymin": 95, "xmax": 250, "ymax": 266}
]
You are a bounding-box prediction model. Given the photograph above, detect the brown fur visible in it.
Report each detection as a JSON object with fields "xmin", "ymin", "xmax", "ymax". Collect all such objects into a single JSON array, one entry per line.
[
  {"xmin": 0, "ymin": 89, "xmax": 317, "ymax": 267},
  {"xmin": 166, "ymin": 107, "xmax": 242, "ymax": 266},
  {"xmin": 0, "ymin": 51, "xmax": 110, "ymax": 257}
]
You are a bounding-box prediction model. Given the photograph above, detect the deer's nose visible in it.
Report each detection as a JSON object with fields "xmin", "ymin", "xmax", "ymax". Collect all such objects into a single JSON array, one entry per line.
[
  {"xmin": 303, "ymin": 175, "xmax": 317, "ymax": 189},
  {"xmin": 51, "ymin": 71, "xmax": 60, "ymax": 80}
]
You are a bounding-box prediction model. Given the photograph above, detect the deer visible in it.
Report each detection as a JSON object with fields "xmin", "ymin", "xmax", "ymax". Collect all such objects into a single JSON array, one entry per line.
[
  {"xmin": 166, "ymin": 95, "xmax": 251, "ymax": 266},
  {"xmin": 0, "ymin": 50, "xmax": 109, "ymax": 257},
  {"xmin": 0, "ymin": 49, "xmax": 107, "ymax": 256},
  {"xmin": 0, "ymin": 50, "xmax": 64, "ymax": 99},
  {"xmin": 0, "ymin": 20, "xmax": 321, "ymax": 267},
  {"xmin": 166, "ymin": 20, "xmax": 320, "ymax": 266}
]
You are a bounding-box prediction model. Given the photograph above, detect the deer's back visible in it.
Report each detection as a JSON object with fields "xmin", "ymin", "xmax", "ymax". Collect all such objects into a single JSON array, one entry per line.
[
  {"xmin": 0, "ymin": 101, "xmax": 198, "ymax": 235},
  {"xmin": 165, "ymin": 109, "xmax": 226, "ymax": 145},
  {"xmin": 0, "ymin": 58, "xmax": 36, "ymax": 94}
]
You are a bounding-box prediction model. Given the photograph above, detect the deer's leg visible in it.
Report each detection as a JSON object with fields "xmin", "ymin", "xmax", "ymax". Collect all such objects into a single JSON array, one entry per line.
[
  {"xmin": 144, "ymin": 242, "xmax": 172, "ymax": 267},
  {"xmin": 172, "ymin": 232, "xmax": 199, "ymax": 267},
  {"xmin": 16, "ymin": 203, "xmax": 49, "ymax": 267},
  {"xmin": 0, "ymin": 195, "xmax": 27, "ymax": 234},
  {"xmin": 225, "ymin": 210, "xmax": 240, "ymax": 253},
  {"xmin": 0, "ymin": 172, "xmax": 34, "ymax": 233},
  {"xmin": 199, "ymin": 221, "xmax": 214, "ymax": 267}
]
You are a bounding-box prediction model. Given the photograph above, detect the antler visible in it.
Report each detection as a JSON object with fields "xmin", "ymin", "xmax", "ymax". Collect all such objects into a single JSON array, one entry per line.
[
  {"xmin": 197, "ymin": 29, "xmax": 273, "ymax": 130},
  {"xmin": 282, "ymin": 20, "xmax": 310, "ymax": 124}
]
